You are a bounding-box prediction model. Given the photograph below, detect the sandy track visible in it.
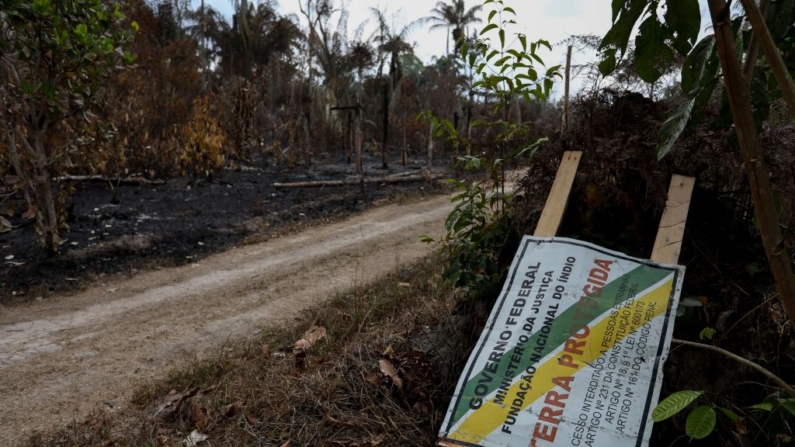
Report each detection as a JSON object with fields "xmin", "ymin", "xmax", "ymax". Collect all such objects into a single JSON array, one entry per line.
[{"xmin": 0, "ymin": 194, "xmax": 454, "ymax": 445}]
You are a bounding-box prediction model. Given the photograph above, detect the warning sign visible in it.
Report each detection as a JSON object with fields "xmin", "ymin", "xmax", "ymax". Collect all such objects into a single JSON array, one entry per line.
[{"xmin": 439, "ymin": 236, "xmax": 685, "ymax": 447}]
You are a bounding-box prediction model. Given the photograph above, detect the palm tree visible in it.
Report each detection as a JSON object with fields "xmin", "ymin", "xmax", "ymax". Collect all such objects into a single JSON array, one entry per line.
[
  {"xmin": 187, "ymin": 2, "xmax": 299, "ymax": 78},
  {"xmin": 370, "ymin": 8, "xmax": 416, "ymax": 84},
  {"xmin": 421, "ymin": 0, "xmax": 483, "ymax": 55},
  {"xmin": 369, "ymin": 6, "xmax": 421, "ymax": 167}
]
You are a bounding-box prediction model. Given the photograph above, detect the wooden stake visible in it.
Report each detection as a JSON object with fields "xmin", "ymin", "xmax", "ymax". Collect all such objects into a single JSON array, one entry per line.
[
  {"xmin": 562, "ymin": 45, "xmax": 572, "ymax": 132},
  {"xmin": 427, "ymin": 123, "xmax": 434, "ymax": 172},
  {"xmin": 346, "ymin": 112, "xmax": 352, "ymax": 164},
  {"xmin": 709, "ymin": 0, "xmax": 795, "ymax": 324},
  {"xmin": 534, "ymin": 151, "xmax": 582, "ymax": 237},
  {"xmin": 651, "ymin": 175, "xmax": 695, "ymax": 264},
  {"xmin": 382, "ymin": 82, "xmax": 389, "ymax": 169},
  {"xmin": 355, "ymin": 110, "xmax": 362, "ymax": 174},
  {"xmin": 401, "ymin": 113, "xmax": 408, "ymax": 166}
]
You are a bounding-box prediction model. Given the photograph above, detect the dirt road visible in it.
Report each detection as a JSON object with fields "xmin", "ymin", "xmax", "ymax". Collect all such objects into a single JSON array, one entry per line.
[{"xmin": 0, "ymin": 194, "xmax": 454, "ymax": 445}]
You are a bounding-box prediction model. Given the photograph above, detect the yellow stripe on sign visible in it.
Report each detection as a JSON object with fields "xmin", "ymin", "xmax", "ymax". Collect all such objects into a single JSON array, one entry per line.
[{"xmin": 447, "ymin": 279, "xmax": 674, "ymax": 444}]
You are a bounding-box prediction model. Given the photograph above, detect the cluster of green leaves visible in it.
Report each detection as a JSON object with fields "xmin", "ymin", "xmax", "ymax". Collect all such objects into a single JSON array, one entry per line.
[
  {"xmin": 2, "ymin": 0, "xmax": 136, "ymax": 119},
  {"xmin": 1, "ymin": 0, "xmax": 136, "ymax": 252},
  {"xmin": 653, "ymin": 389, "xmax": 795, "ymax": 440},
  {"xmin": 458, "ymin": 0, "xmax": 560, "ymax": 177},
  {"xmin": 424, "ymin": 177, "xmax": 515, "ymax": 299},
  {"xmin": 462, "ymin": 0, "xmax": 561, "ymax": 115},
  {"xmin": 599, "ymin": 0, "xmax": 795, "ymax": 159},
  {"xmin": 419, "ymin": 0, "xmax": 557, "ymax": 300},
  {"xmin": 600, "ymin": 0, "xmax": 700, "ymax": 82},
  {"xmin": 599, "ymin": 0, "xmax": 704, "ymax": 159},
  {"xmin": 420, "ymin": 131, "xmax": 545, "ymax": 299}
]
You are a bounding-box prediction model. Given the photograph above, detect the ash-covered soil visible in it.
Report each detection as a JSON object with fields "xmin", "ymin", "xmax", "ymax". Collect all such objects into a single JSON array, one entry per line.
[{"xmin": 1, "ymin": 154, "xmax": 449, "ymax": 303}]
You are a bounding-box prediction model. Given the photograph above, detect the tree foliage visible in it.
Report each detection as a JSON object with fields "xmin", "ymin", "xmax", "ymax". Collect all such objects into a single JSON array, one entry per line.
[
  {"xmin": 420, "ymin": 0, "xmax": 484, "ymax": 54},
  {"xmin": 422, "ymin": 0, "xmax": 559, "ymax": 299},
  {"xmin": 599, "ymin": 1, "xmax": 795, "ymax": 441},
  {"xmin": 0, "ymin": 0, "xmax": 134, "ymax": 252},
  {"xmin": 0, "ymin": 0, "xmax": 563, "ymax": 254},
  {"xmin": 600, "ymin": 0, "xmax": 795, "ymax": 159}
]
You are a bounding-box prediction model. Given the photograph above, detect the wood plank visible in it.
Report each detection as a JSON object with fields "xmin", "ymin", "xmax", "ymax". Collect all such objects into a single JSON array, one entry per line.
[
  {"xmin": 533, "ymin": 151, "xmax": 582, "ymax": 237},
  {"xmin": 651, "ymin": 175, "xmax": 696, "ymax": 264}
]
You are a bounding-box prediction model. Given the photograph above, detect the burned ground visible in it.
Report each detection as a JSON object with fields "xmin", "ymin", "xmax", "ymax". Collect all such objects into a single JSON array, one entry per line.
[{"xmin": 1, "ymin": 154, "xmax": 449, "ymax": 304}]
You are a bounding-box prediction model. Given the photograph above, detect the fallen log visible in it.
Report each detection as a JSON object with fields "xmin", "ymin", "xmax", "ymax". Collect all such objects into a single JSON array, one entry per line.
[
  {"xmin": 56, "ymin": 175, "xmax": 166, "ymax": 186},
  {"xmin": 385, "ymin": 170, "xmax": 426, "ymax": 179},
  {"xmin": 273, "ymin": 174, "xmax": 443, "ymax": 188}
]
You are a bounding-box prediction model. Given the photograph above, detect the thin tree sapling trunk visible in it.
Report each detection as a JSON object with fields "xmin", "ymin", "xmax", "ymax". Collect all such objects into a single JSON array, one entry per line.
[
  {"xmin": 742, "ymin": 0, "xmax": 771, "ymax": 85},
  {"xmin": 708, "ymin": 0, "xmax": 795, "ymax": 325},
  {"xmin": 739, "ymin": 0, "xmax": 795, "ymax": 118}
]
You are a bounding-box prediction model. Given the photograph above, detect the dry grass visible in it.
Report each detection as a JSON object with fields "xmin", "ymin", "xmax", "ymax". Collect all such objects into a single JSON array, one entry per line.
[{"xmin": 26, "ymin": 255, "xmax": 461, "ymax": 447}]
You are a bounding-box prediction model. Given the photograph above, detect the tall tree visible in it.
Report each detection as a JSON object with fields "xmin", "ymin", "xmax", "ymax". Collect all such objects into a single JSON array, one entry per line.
[
  {"xmin": 420, "ymin": 0, "xmax": 483, "ymax": 55},
  {"xmin": 187, "ymin": 2, "xmax": 299, "ymax": 78},
  {"xmin": 370, "ymin": 6, "xmax": 421, "ymax": 167},
  {"xmin": 370, "ymin": 7, "xmax": 418, "ymax": 87}
]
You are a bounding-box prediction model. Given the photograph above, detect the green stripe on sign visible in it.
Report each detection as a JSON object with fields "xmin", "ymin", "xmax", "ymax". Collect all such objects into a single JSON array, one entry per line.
[{"xmin": 451, "ymin": 265, "xmax": 671, "ymax": 425}]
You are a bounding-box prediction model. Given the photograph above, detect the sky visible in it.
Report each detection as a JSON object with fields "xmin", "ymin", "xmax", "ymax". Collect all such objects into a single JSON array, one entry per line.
[{"xmin": 197, "ymin": 0, "xmax": 712, "ymax": 97}]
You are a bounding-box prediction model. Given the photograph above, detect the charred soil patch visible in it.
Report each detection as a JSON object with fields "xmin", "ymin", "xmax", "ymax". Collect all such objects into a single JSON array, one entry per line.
[{"xmin": 1, "ymin": 155, "xmax": 448, "ymax": 304}]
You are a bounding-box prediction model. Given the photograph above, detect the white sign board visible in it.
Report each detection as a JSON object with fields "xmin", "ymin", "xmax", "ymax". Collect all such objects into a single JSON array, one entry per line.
[{"xmin": 439, "ymin": 236, "xmax": 685, "ymax": 447}]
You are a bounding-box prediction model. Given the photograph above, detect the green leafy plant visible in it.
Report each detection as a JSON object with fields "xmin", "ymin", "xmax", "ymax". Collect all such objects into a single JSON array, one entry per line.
[
  {"xmin": 0, "ymin": 0, "xmax": 135, "ymax": 253},
  {"xmin": 419, "ymin": 113, "xmax": 546, "ymax": 299},
  {"xmin": 600, "ymin": 5, "xmax": 795, "ymax": 442},
  {"xmin": 436, "ymin": 177, "xmax": 515, "ymax": 299},
  {"xmin": 420, "ymin": 0, "xmax": 559, "ymax": 300},
  {"xmin": 653, "ymin": 389, "xmax": 795, "ymax": 440}
]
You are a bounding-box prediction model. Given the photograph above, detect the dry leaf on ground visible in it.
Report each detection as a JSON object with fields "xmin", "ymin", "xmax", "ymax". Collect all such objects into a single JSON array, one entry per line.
[
  {"xmin": 246, "ymin": 414, "xmax": 261, "ymax": 425},
  {"xmin": 223, "ymin": 401, "xmax": 245, "ymax": 417},
  {"xmin": 363, "ymin": 372, "xmax": 381, "ymax": 387},
  {"xmin": 191, "ymin": 402, "xmax": 212, "ymax": 431},
  {"xmin": 294, "ymin": 326, "xmax": 327, "ymax": 352},
  {"xmin": 378, "ymin": 359, "xmax": 403, "ymax": 390},
  {"xmin": 21, "ymin": 205, "xmax": 37, "ymax": 220},
  {"xmin": 0, "ymin": 217, "xmax": 13, "ymax": 233},
  {"xmin": 324, "ymin": 413, "xmax": 359, "ymax": 429},
  {"xmin": 85, "ymin": 417, "xmax": 102, "ymax": 433}
]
